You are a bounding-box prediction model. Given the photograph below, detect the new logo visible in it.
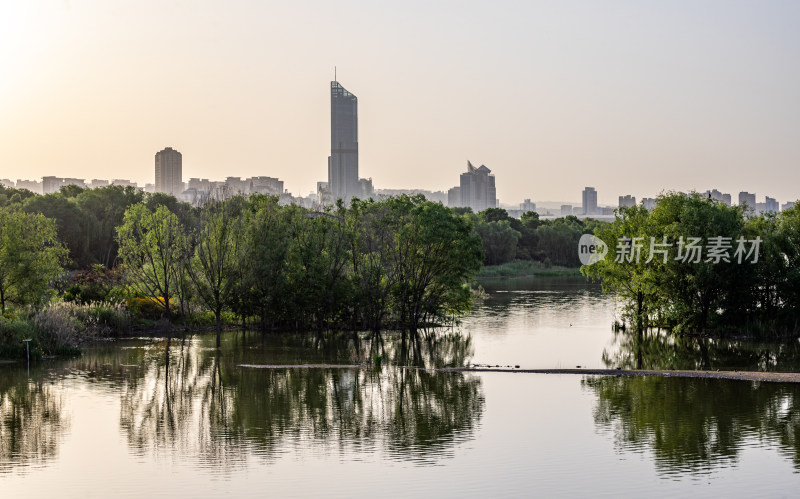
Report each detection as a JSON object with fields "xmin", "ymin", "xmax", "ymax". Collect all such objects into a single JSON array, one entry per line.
[{"xmin": 578, "ymin": 234, "xmax": 608, "ymax": 266}]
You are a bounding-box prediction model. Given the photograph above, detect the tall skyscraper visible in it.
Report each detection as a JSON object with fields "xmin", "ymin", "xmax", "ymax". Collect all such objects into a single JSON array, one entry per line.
[
  {"xmin": 582, "ymin": 187, "xmax": 598, "ymax": 215},
  {"xmin": 459, "ymin": 161, "xmax": 497, "ymax": 213},
  {"xmin": 155, "ymin": 147, "xmax": 183, "ymax": 196},
  {"xmin": 328, "ymin": 81, "xmax": 359, "ymax": 202}
]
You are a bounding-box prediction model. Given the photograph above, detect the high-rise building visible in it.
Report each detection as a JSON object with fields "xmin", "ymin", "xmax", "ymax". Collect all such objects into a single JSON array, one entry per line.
[
  {"xmin": 328, "ymin": 81, "xmax": 359, "ymax": 202},
  {"xmin": 783, "ymin": 202, "xmax": 795, "ymax": 211},
  {"xmin": 447, "ymin": 186, "xmax": 461, "ymax": 207},
  {"xmin": 704, "ymin": 189, "xmax": 731, "ymax": 206},
  {"xmin": 723, "ymin": 193, "xmax": 732, "ymax": 206},
  {"xmin": 42, "ymin": 176, "xmax": 86, "ymax": 194},
  {"xmin": 561, "ymin": 205, "xmax": 573, "ymax": 216},
  {"xmin": 765, "ymin": 196, "xmax": 779, "ymax": 213},
  {"xmin": 155, "ymin": 147, "xmax": 183, "ymax": 196},
  {"xmin": 459, "ymin": 161, "xmax": 497, "ymax": 213},
  {"xmin": 520, "ymin": 199, "xmax": 536, "ymax": 213},
  {"xmin": 358, "ymin": 177, "xmax": 374, "ymax": 198},
  {"xmin": 739, "ymin": 191, "xmax": 756, "ymax": 211},
  {"xmin": 641, "ymin": 198, "xmax": 657, "ymax": 210},
  {"xmin": 16, "ymin": 179, "xmax": 42, "ymax": 194},
  {"xmin": 618, "ymin": 195, "xmax": 636, "ymax": 208},
  {"xmin": 582, "ymin": 187, "xmax": 598, "ymax": 215}
]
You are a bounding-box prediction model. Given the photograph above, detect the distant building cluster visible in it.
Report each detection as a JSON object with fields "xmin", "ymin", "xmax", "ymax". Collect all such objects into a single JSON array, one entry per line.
[
  {"xmin": 182, "ymin": 175, "xmax": 286, "ymax": 205},
  {"xmin": 374, "ymin": 188, "xmax": 447, "ymax": 205},
  {"xmin": 613, "ymin": 188, "xmax": 792, "ymax": 216},
  {"xmin": 0, "ymin": 177, "xmax": 154, "ymax": 195}
]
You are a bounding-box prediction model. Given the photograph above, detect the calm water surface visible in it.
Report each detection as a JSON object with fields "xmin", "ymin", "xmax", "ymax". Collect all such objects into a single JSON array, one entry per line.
[{"xmin": 2, "ymin": 277, "xmax": 800, "ymax": 497}]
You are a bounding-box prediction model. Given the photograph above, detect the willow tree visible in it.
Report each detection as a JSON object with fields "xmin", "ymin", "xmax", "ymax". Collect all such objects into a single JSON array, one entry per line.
[
  {"xmin": 116, "ymin": 204, "xmax": 190, "ymax": 323},
  {"xmin": 187, "ymin": 199, "xmax": 246, "ymax": 347},
  {"xmin": 0, "ymin": 207, "xmax": 67, "ymax": 312}
]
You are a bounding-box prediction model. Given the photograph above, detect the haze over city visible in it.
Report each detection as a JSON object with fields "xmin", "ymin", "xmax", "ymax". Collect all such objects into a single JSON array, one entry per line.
[{"xmin": 1, "ymin": 0, "xmax": 798, "ymax": 205}]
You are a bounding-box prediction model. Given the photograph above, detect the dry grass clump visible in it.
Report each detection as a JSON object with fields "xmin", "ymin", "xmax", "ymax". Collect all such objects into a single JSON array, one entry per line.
[{"xmin": 32, "ymin": 301, "xmax": 131, "ymax": 351}]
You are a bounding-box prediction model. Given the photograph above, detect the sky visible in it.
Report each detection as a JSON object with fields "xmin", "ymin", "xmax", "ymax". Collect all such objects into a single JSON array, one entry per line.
[{"xmin": 0, "ymin": 0, "xmax": 798, "ymax": 206}]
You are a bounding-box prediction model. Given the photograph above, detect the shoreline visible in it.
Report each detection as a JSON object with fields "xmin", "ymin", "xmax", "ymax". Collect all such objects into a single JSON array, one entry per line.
[
  {"xmin": 476, "ymin": 261, "xmax": 583, "ymax": 280},
  {"xmin": 234, "ymin": 364, "xmax": 800, "ymax": 383},
  {"xmin": 426, "ymin": 367, "xmax": 800, "ymax": 383}
]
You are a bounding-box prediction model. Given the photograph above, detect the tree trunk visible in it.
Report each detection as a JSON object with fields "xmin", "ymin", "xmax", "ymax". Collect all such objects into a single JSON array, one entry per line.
[{"xmin": 215, "ymin": 308, "xmax": 222, "ymax": 349}]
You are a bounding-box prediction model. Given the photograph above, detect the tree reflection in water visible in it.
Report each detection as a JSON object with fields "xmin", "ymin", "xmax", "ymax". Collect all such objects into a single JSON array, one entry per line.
[
  {"xmin": 584, "ymin": 375, "xmax": 800, "ymax": 475},
  {"xmin": 604, "ymin": 328, "xmax": 800, "ymax": 372},
  {"xmin": 0, "ymin": 367, "xmax": 67, "ymax": 474},
  {"xmin": 116, "ymin": 331, "xmax": 484, "ymax": 469}
]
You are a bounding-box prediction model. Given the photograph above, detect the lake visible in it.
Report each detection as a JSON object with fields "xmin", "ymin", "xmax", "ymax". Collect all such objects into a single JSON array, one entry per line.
[{"xmin": 2, "ymin": 277, "xmax": 800, "ymax": 497}]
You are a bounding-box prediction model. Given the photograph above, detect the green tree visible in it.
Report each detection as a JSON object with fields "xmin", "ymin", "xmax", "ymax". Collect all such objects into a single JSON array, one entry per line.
[
  {"xmin": 651, "ymin": 193, "xmax": 746, "ymax": 331},
  {"xmin": 23, "ymin": 193, "xmax": 94, "ymax": 268},
  {"xmin": 0, "ymin": 207, "xmax": 68, "ymax": 312},
  {"xmin": 582, "ymin": 204, "xmax": 658, "ymax": 334},
  {"xmin": 237, "ymin": 195, "xmax": 292, "ymax": 329},
  {"xmin": 393, "ymin": 196, "xmax": 483, "ymax": 331},
  {"xmin": 187, "ymin": 199, "xmax": 246, "ymax": 347},
  {"xmin": 775, "ymin": 203, "xmax": 800, "ymax": 320},
  {"xmin": 75, "ymin": 186, "xmax": 144, "ymax": 267},
  {"xmin": 116, "ymin": 204, "xmax": 190, "ymax": 322},
  {"xmin": 347, "ymin": 197, "xmax": 408, "ymax": 333},
  {"xmin": 284, "ymin": 205, "xmax": 352, "ymax": 331},
  {"xmin": 475, "ymin": 220, "xmax": 520, "ymax": 265}
]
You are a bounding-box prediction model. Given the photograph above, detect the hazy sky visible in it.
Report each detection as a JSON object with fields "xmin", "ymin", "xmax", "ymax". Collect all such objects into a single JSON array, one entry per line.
[{"xmin": 1, "ymin": 0, "xmax": 798, "ymax": 205}]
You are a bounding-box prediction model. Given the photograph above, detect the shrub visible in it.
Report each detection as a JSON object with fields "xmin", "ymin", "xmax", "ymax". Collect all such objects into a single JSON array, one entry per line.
[
  {"xmin": 63, "ymin": 265, "xmax": 124, "ymax": 304},
  {"xmin": 0, "ymin": 316, "xmax": 41, "ymax": 358},
  {"xmin": 127, "ymin": 296, "xmax": 176, "ymax": 321}
]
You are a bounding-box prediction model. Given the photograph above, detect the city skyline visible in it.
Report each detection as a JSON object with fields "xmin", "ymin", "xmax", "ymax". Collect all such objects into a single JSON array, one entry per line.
[{"xmin": 1, "ymin": 1, "xmax": 799, "ymax": 204}]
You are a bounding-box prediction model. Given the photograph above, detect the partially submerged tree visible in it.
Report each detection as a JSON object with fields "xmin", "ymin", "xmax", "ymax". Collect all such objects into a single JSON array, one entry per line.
[{"xmin": 187, "ymin": 199, "xmax": 246, "ymax": 347}]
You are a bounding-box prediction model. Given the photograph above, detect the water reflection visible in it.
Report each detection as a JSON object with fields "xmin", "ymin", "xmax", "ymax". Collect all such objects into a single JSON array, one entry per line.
[
  {"xmin": 0, "ymin": 331, "xmax": 483, "ymax": 474},
  {"xmin": 604, "ymin": 329, "xmax": 800, "ymax": 372},
  {"xmin": 111, "ymin": 332, "xmax": 482, "ymax": 467},
  {"xmin": 0, "ymin": 367, "xmax": 67, "ymax": 474},
  {"xmin": 584, "ymin": 375, "xmax": 800, "ymax": 475}
]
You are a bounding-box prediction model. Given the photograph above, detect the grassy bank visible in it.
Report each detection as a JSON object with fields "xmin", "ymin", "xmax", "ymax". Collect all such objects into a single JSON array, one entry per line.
[{"xmin": 477, "ymin": 260, "xmax": 582, "ymax": 279}]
